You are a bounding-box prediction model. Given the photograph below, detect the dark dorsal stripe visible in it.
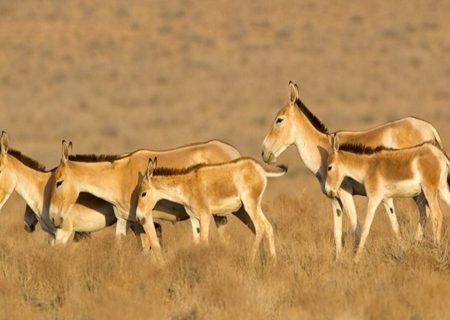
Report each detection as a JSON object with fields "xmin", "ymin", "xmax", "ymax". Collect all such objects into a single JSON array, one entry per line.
[
  {"xmin": 338, "ymin": 144, "xmax": 392, "ymax": 154},
  {"xmin": 338, "ymin": 140, "xmax": 440, "ymax": 155},
  {"xmin": 68, "ymin": 154, "xmax": 123, "ymax": 163},
  {"xmin": 296, "ymin": 98, "xmax": 329, "ymax": 134},
  {"xmin": 152, "ymin": 157, "xmax": 255, "ymax": 177},
  {"xmin": 8, "ymin": 149, "xmax": 47, "ymax": 172}
]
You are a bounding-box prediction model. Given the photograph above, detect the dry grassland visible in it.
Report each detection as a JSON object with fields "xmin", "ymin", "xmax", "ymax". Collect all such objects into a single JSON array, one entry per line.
[{"xmin": 1, "ymin": 1, "xmax": 450, "ymax": 319}]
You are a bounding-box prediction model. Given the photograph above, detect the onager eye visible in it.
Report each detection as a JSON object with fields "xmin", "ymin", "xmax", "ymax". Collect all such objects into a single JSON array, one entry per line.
[
  {"xmin": 276, "ymin": 117, "xmax": 284, "ymax": 124},
  {"xmin": 56, "ymin": 180, "xmax": 64, "ymax": 188},
  {"xmin": 141, "ymin": 192, "xmax": 147, "ymax": 198},
  {"xmin": 327, "ymin": 166, "xmax": 333, "ymax": 172}
]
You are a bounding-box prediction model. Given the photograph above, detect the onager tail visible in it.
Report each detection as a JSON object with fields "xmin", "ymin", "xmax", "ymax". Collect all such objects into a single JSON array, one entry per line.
[
  {"xmin": 261, "ymin": 163, "xmax": 288, "ymax": 178},
  {"xmin": 430, "ymin": 124, "xmax": 445, "ymax": 150}
]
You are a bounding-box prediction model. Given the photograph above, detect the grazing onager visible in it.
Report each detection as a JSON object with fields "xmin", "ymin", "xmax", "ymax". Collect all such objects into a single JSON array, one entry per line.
[
  {"xmin": 324, "ymin": 136, "xmax": 450, "ymax": 262},
  {"xmin": 261, "ymin": 81, "xmax": 445, "ymax": 259},
  {"xmin": 0, "ymin": 132, "xmax": 116, "ymax": 244},
  {"xmin": 136, "ymin": 157, "xmax": 287, "ymax": 261}
]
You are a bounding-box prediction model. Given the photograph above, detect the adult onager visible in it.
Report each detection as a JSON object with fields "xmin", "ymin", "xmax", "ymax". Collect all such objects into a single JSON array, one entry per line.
[
  {"xmin": 261, "ymin": 82, "xmax": 445, "ymax": 258},
  {"xmin": 0, "ymin": 132, "xmax": 116, "ymax": 244},
  {"xmin": 324, "ymin": 138, "xmax": 450, "ymax": 261},
  {"xmin": 137, "ymin": 157, "xmax": 287, "ymax": 261},
  {"xmin": 48, "ymin": 140, "xmax": 241, "ymax": 257}
]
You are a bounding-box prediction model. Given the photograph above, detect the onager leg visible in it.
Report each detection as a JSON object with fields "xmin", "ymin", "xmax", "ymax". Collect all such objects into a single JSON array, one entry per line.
[
  {"xmin": 190, "ymin": 217, "xmax": 201, "ymax": 245},
  {"xmin": 423, "ymin": 190, "xmax": 443, "ymax": 245},
  {"xmin": 355, "ymin": 198, "xmax": 381, "ymax": 263},
  {"xmin": 242, "ymin": 203, "xmax": 264, "ymax": 261},
  {"xmin": 338, "ymin": 188, "xmax": 362, "ymax": 247},
  {"xmin": 414, "ymin": 194, "xmax": 429, "ymax": 241},
  {"xmin": 213, "ymin": 216, "xmax": 228, "ymax": 243},
  {"xmin": 23, "ymin": 206, "xmax": 38, "ymax": 233},
  {"xmin": 54, "ymin": 228, "xmax": 75, "ymax": 245},
  {"xmin": 258, "ymin": 205, "xmax": 276, "ymax": 259},
  {"xmin": 141, "ymin": 215, "xmax": 163, "ymax": 263},
  {"xmin": 200, "ymin": 212, "xmax": 211, "ymax": 244},
  {"xmin": 115, "ymin": 217, "xmax": 128, "ymax": 239},
  {"xmin": 382, "ymin": 198, "xmax": 401, "ymax": 239}
]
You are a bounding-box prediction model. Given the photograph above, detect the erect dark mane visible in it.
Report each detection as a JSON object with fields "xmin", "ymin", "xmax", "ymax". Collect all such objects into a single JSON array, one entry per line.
[
  {"xmin": 153, "ymin": 163, "xmax": 206, "ymax": 176},
  {"xmin": 338, "ymin": 144, "xmax": 392, "ymax": 155},
  {"xmin": 68, "ymin": 154, "xmax": 123, "ymax": 163},
  {"xmin": 296, "ymin": 98, "xmax": 329, "ymax": 134},
  {"xmin": 8, "ymin": 148, "xmax": 47, "ymax": 172}
]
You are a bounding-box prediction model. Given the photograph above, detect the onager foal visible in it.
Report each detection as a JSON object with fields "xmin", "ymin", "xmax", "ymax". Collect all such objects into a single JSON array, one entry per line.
[
  {"xmin": 325, "ymin": 137, "xmax": 450, "ymax": 262},
  {"xmin": 136, "ymin": 157, "xmax": 287, "ymax": 261}
]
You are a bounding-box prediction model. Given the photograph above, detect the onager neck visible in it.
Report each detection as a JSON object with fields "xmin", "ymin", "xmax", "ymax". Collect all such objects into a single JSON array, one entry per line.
[
  {"xmin": 292, "ymin": 107, "xmax": 331, "ymax": 177},
  {"xmin": 69, "ymin": 161, "xmax": 126, "ymax": 206},
  {"xmin": 337, "ymin": 152, "xmax": 370, "ymax": 184},
  {"xmin": 9, "ymin": 156, "xmax": 50, "ymax": 216},
  {"xmin": 152, "ymin": 175, "xmax": 190, "ymax": 205}
]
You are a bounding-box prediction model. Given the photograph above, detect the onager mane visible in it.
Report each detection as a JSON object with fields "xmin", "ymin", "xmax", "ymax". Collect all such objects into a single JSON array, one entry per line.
[
  {"xmin": 8, "ymin": 149, "xmax": 47, "ymax": 172},
  {"xmin": 153, "ymin": 163, "xmax": 206, "ymax": 176},
  {"xmin": 295, "ymin": 98, "xmax": 329, "ymax": 134},
  {"xmin": 68, "ymin": 154, "xmax": 126, "ymax": 163}
]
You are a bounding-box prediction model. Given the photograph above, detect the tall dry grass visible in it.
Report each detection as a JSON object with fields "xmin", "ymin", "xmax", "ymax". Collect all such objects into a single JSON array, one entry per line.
[
  {"xmin": 1, "ymin": 192, "xmax": 450, "ymax": 319},
  {"xmin": 1, "ymin": 0, "xmax": 450, "ymax": 319}
]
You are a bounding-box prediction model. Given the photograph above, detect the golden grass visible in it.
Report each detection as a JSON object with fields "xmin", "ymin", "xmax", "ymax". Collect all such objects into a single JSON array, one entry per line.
[{"xmin": 1, "ymin": 192, "xmax": 450, "ymax": 319}]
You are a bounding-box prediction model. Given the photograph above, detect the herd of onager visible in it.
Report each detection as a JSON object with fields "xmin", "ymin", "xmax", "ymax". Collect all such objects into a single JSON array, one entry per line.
[{"xmin": 1, "ymin": 81, "xmax": 449, "ymax": 262}]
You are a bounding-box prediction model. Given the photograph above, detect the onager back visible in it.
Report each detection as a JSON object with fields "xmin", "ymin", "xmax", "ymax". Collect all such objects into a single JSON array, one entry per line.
[
  {"xmin": 325, "ymin": 137, "xmax": 450, "ymax": 262},
  {"xmin": 137, "ymin": 157, "xmax": 287, "ymax": 261}
]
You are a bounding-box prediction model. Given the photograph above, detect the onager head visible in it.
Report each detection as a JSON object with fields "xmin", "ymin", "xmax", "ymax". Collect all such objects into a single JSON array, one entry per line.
[
  {"xmin": 49, "ymin": 140, "xmax": 75, "ymax": 228},
  {"xmin": 324, "ymin": 134, "xmax": 345, "ymax": 199},
  {"xmin": 136, "ymin": 157, "xmax": 159, "ymax": 225},
  {"xmin": 261, "ymin": 81, "xmax": 300, "ymax": 163},
  {"xmin": 0, "ymin": 132, "xmax": 16, "ymax": 210}
]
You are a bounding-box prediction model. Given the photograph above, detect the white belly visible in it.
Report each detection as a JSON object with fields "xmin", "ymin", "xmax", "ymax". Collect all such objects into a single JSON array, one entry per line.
[
  {"xmin": 384, "ymin": 179, "xmax": 422, "ymax": 198},
  {"xmin": 209, "ymin": 197, "xmax": 242, "ymax": 215}
]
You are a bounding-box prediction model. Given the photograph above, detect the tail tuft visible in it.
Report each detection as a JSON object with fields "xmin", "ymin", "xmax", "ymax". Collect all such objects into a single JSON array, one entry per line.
[{"xmin": 262, "ymin": 163, "xmax": 288, "ymax": 178}]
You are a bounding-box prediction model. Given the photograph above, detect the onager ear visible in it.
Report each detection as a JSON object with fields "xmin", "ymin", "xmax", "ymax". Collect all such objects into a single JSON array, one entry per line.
[
  {"xmin": 61, "ymin": 140, "xmax": 70, "ymax": 164},
  {"xmin": 68, "ymin": 141, "xmax": 73, "ymax": 156},
  {"xmin": 288, "ymin": 81, "xmax": 299, "ymax": 106},
  {"xmin": 1, "ymin": 131, "xmax": 9, "ymax": 155},
  {"xmin": 146, "ymin": 158, "xmax": 155, "ymax": 179},
  {"xmin": 331, "ymin": 134, "xmax": 339, "ymax": 152}
]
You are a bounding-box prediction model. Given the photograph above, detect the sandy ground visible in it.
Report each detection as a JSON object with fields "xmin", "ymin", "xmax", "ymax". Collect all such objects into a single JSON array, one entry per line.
[{"xmin": 0, "ymin": 1, "xmax": 450, "ymax": 319}]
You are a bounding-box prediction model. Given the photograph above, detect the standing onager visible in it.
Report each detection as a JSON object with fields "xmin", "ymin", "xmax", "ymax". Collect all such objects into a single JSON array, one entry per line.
[
  {"xmin": 0, "ymin": 132, "xmax": 116, "ymax": 244},
  {"xmin": 137, "ymin": 157, "xmax": 287, "ymax": 261},
  {"xmin": 48, "ymin": 140, "xmax": 241, "ymax": 258},
  {"xmin": 324, "ymin": 138, "xmax": 450, "ymax": 262},
  {"xmin": 261, "ymin": 81, "xmax": 445, "ymax": 258}
]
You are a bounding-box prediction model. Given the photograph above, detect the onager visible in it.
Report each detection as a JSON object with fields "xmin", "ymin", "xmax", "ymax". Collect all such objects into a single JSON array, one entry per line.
[
  {"xmin": 48, "ymin": 139, "xmax": 241, "ymax": 258},
  {"xmin": 324, "ymin": 137, "xmax": 450, "ymax": 262},
  {"xmin": 261, "ymin": 81, "xmax": 445, "ymax": 258},
  {"xmin": 136, "ymin": 157, "xmax": 287, "ymax": 261},
  {"xmin": 0, "ymin": 132, "xmax": 116, "ymax": 244}
]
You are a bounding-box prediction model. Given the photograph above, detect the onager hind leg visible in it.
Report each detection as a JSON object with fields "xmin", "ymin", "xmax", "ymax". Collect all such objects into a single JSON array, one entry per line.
[
  {"xmin": 423, "ymin": 189, "xmax": 443, "ymax": 245},
  {"xmin": 382, "ymin": 198, "xmax": 401, "ymax": 239},
  {"xmin": 242, "ymin": 198, "xmax": 271, "ymax": 262},
  {"xmin": 413, "ymin": 193, "xmax": 429, "ymax": 241},
  {"xmin": 257, "ymin": 205, "xmax": 276, "ymax": 259},
  {"xmin": 213, "ymin": 216, "xmax": 228, "ymax": 243}
]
